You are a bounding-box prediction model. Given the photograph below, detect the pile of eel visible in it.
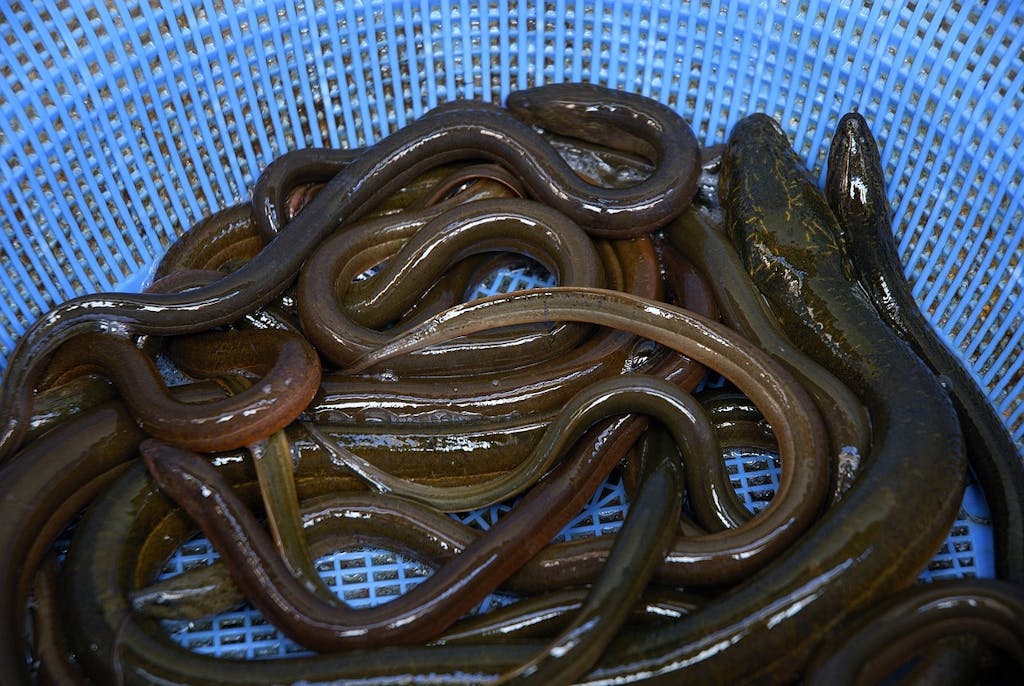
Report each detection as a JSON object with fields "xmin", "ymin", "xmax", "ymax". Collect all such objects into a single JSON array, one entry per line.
[{"xmin": 1, "ymin": 82, "xmax": 1022, "ymax": 686}]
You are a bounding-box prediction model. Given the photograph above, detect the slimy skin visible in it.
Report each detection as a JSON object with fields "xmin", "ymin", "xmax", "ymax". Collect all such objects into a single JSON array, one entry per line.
[
  {"xmin": 576, "ymin": 112, "xmax": 965, "ymax": 684},
  {"xmin": 154, "ymin": 202, "xmax": 265, "ymax": 278},
  {"xmin": 250, "ymin": 147, "xmax": 362, "ymax": 241},
  {"xmin": 0, "ymin": 82, "xmax": 700, "ymax": 462},
  {"xmin": 347, "ymin": 287, "xmax": 830, "ymax": 587},
  {"xmin": 491, "ymin": 423, "xmax": 682, "ymax": 685},
  {"xmin": 0, "ymin": 401, "xmax": 147, "ymax": 684},
  {"xmin": 39, "ymin": 328, "xmax": 321, "ymax": 453},
  {"xmin": 664, "ymin": 207, "xmax": 870, "ymax": 502},
  {"xmin": 327, "ymin": 109, "xmax": 964, "ymax": 680},
  {"xmin": 298, "ymin": 198, "xmax": 604, "ymax": 373},
  {"xmin": 826, "ymin": 111, "xmax": 1024, "ymax": 582},
  {"xmin": 62, "ymin": 408, "xmax": 647, "ymax": 682},
  {"xmin": 136, "ymin": 376, "xmax": 719, "ymax": 651},
  {"xmin": 802, "ymin": 579, "xmax": 1024, "ymax": 685},
  {"xmin": 59, "ymin": 281, "xmax": 828, "ymax": 684},
  {"xmin": 30, "ymin": 555, "xmax": 90, "ymax": 686},
  {"xmin": 217, "ymin": 374, "xmax": 336, "ymax": 606},
  {"xmin": 302, "ymin": 376, "xmax": 718, "ymax": 513},
  {"xmin": 434, "ymin": 587, "xmax": 705, "ymax": 645},
  {"xmin": 505, "ymin": 82, "xmax": 700, "ymax": 228},
  {"xmin": 308, "ymin": 236, "xmax": 669, "ymax": 427}
]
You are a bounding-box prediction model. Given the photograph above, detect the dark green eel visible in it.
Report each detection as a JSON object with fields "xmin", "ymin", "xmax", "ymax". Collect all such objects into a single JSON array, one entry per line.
[{"xmin": 826, "ymin": 111, "xmax": 1024, "ymax": 582}]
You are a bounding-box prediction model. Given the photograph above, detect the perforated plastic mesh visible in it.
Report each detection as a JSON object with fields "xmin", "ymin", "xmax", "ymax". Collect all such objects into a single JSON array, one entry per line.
[{"xmin": 1, "ymin": 0, "xmax": 1018, "ymax": 662}]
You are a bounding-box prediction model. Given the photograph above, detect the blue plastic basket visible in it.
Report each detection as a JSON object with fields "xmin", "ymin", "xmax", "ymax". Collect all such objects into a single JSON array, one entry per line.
[{"xmin": 2, "ymin": 0, "xmax": 1021, "ymax": 663}]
